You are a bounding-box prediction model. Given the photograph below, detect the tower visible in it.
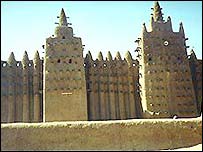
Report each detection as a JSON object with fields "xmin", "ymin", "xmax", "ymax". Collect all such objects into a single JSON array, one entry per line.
[
  {"xmin": 137, "ymin": 1, "xmax": 198, "ymax": 118},
  {"xmin": 43, "ymin": 8, "xmax": 87, "ymax": 121}
]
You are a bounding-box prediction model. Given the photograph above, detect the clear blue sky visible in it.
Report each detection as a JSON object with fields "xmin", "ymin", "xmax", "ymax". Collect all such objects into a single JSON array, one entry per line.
[{"xmin": 1, "ymin": 1, "xmax": 202, "ymax": 61}]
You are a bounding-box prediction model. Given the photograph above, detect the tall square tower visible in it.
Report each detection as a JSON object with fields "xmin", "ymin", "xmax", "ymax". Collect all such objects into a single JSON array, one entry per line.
[
  {"xmin": 137, "ymin": 2, "xmax": 198, "ymax": 118},
  {"xmin": 43, "ymin": 9, "xmax": 87, "ymax": 121}
]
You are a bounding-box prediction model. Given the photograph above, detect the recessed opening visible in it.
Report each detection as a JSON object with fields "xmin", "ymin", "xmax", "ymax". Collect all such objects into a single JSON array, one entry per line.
[
  {"xmin": 16, "ymin": 63, "xmax": 20, "ymax": 67},
  {"xmin": 148, "ymin": 57, "xmax": 152, "ymax": 61},
  {"xmin": 164, "ymin": 41, "xmax": 169, "ymax": 46},
  {"xmin": 62, "ymin": 36, "xmax": 65, "ymax": 39},
  {"xmin": 3, "ymin": 63, "xmax": 7, "ymax": 67},
  {"xmin": 57, "ymin": 59, "xmax": 61, "ymax": 63},
  {"xmin": 69, "ymin": 59, "xmax": 72, "ymax": 63}
]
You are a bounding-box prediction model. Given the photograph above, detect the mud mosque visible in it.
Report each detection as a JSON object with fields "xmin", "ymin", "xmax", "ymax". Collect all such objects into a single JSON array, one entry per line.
[{"xmin": 1, "ymin": 1, "xmax": 202, "ymax": 123}]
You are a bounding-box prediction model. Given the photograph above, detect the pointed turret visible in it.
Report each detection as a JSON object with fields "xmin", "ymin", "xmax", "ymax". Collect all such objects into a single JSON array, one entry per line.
[
  {"xmin": 7, "ymin": 52, "xmax": 16, "ymax": 66},
  {"xmin": 125, "ymin": 51, "xmax": 133, "ymax": 66},
  {"xmin": 34, "ymin": 50, "xmax": 40, "ymax": 65},
  {"xmin": 115, "ymin": 51, "xmax": 122, "ymax": 60},
  {"xmin": 152, "ymin": 1, "xmax": 164, "ymax": 22},
  {"xmin": 179, "ymin": 22, "xmax": 185, "ymax": 36},
  {"xmin": 107, "ymin": 51, "xmax": 113, "ymax": 61},
  {"xmin": 97, "ymin": 51, "xmax": 103, "ymax": 61},
  {"xmin": 59, "ymin": 8, "xmax": 68, "ymax": 26},
  {"xmin": 22, "ymin": 51, "xmax": 30, "ymax": 67}
]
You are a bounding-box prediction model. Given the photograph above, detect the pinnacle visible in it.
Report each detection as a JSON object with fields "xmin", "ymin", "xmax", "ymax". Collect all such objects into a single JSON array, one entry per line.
[
  {"xmin": 107, "ymin": 51, "xmax": 113, "ymax": 61},
  {"xmin": 125, "ymin": 51, "xmax": 132, "ymax": 60},
  {"xmin": 97, "ymin": 51, "xmax": 103, "ymax": 61},
  {"xmin": 152, "ymin": 1, "xmax": 164, "ymax": 22},
  {"xmin": 34, "ymin": 50, "xmax": 40, "ymax": 64},
  {"xmin": 59, "ymin": 8, "xmax": 68, "ymax": 26},
  {"xmin": 7, "ymin": 52, "xmax": 16, "ymax": 66},
  {"xmin": 115, "ymin": 51, "xmax": 122, "ymax": 60},
  {"xmin": 22, "ymin": 51, "xmax": 29, "ymax": 65},
  {"xmin": 142, "ymin": 23, "xmax": 147, "ymax": 33},
  {"xmin": 179, "ymin": 22, "xmax": 185, "ymax": 35},
  {"xmin": 190, "ymin": 49, "xmax": 197, "ymax": 60},
  {"xmin": 85, "ymin": 51, "xmax": 93, "ymax": 61}
]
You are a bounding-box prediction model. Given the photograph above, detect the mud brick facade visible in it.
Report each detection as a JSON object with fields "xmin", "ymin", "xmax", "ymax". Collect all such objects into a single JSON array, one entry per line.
[{"xmin": 1, "ymin": 2, "xmax": 202, "ymax": 122}]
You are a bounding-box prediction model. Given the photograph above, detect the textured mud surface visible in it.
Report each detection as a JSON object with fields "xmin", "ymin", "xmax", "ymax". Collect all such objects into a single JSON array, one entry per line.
[{"xmin": 1, "ymin": 117, "xmax": 202, "ymax": 150}]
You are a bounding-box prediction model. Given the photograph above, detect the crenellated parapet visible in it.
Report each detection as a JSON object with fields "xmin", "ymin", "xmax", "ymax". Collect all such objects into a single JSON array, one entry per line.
[
  {"xmin": 85, "ymin": 51, "xmax": 139, "ymax": 68},
  {"xmin": 84, "ymin": 51, "xmax": 141, "ymax": 120},
  {"xmin": 1, "ymin": 51, "xmax": 43, "ymax": 123}
]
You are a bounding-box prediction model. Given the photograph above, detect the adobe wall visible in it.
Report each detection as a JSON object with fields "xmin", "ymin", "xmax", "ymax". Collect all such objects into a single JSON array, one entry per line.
[
  {"xmin": 84, "ymin": 51, "xmax": 142, "ymax": 120},
  {"xmin": 1, "ymin": 117, "xmax": 202, "ymax": 150},
  {"xmin": 1, "ymin": 58, "xmax": 43, "ymax": 123}
]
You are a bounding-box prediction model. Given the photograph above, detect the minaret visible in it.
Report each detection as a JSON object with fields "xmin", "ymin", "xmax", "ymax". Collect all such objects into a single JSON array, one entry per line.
[
  {"xmin": 44, "ymin": 8, "xmax": 87, "ymax": 121},
  {"xmin": 137, "ymin": 1, "xmax": 198, "ymax": 118},
  {"xmin": 150, "ymin": 1, "xmax": 172, "ymax": 32},
  {"xmin": 59, "ymin": 8, "xmax": 68, "ymax": 26}
]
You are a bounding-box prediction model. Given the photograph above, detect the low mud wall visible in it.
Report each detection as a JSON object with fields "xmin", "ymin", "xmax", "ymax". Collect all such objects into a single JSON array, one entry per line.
[{"xmin": 1, "ymin": 118, "xmax": 202, "ymax": 150}]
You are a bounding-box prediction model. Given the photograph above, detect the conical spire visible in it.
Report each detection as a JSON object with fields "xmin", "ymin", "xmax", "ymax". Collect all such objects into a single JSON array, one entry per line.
[
  {"xmin": 34, "ymin": 50, "xmax": 40, "ymax": 65},
  {"xmin": 190, "ymin": 49, "xmax": 197, "ymax": 60},
  {"xmin": 59, "ymin": 8, "xmax": 68, "ymax": 26},
  {"xmin": 107, "ymin": 51, "xmax": 112, "ymax": 61},
  {"xmin": 179, "ymin": 22, "xmax": 185, "ymax": 36},
  {"xmin": 115, "ymin": 51, "xmax": 122, "ymax": 60},
  {"xmin": 125, "ymin": 51, "xmax": 133, "ymax": 61},
  {"xmin": 85, "ymin": 51, "xmax": 93, "ymax": 62},
  {"xmin": 97, "ymin": 51, "xmax": 103, "ymax": 61},
  {"xmin": 125, "ymin": 51, "xmax": 133, "ymax": 66},
  {"xmin": 152, "ymin": 1, "xmax": 164, "ymax": 22},
  {"xmin": 7, "ymin": 52, "xmax": 16, "ymax": 66},
  {"xmin": 22, "ymin": 51, "xmax": 30, "ymax": 66}
]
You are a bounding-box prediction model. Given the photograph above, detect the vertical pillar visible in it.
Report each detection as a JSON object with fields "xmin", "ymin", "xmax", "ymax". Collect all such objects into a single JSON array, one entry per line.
[
  {"xmin": 22, "ymin": 51, "xmax": 30, "ymax": 122},
  {"xmin": 118, "ymin": 63, "xmax": 126, "ymax": 120},
  {"xmin": 109, "ymin": 72, "xmax": 116, "ymax": 119},
  {"xmin": 124, "ymin": 66, "xmax": 130, "ymax": 119},
  {"xmin": 105, "ymin": 63, "xmax": 111, "ymax": 120},
  {"xmin": 33, "ymin": 51, "xmax": 41, "ymax": 122},
  {"xmin": 7, "ymin": 52, "xmax": 16, "ymax": 123},
  {"xmin": 94, "ymin": 62, "xmax": 100, "ymax": 120},
  {"xmin": 129, "ymin": 70, "xmax": 136, "ymax": 118},
  {"xmin": 1, "ymin": 61, "xmax": 9, "ymax": 123},
  {"xmin": 15, "ymin": 62, "xmax": 23, "ymax": 122},
  {"xmin": 100, "ymin": 65, "xmax": 106, "ymax": 120}
]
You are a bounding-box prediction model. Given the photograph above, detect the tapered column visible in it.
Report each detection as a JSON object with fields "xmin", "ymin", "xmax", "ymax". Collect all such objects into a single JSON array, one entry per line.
[
  {"xmin": 33, "ymin": 51, "xmax": 41, "ymax": 122},
  {"xmin": 22, "ymin": 51, "xmax": 30, "ymax": 122},
  {"xmin": 15, "ymin": 62, "xmax": 23, "ymax": 122},
  {"xmin": 7, "ymin": 52, "xmax": 16, "ymax": 123}
]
